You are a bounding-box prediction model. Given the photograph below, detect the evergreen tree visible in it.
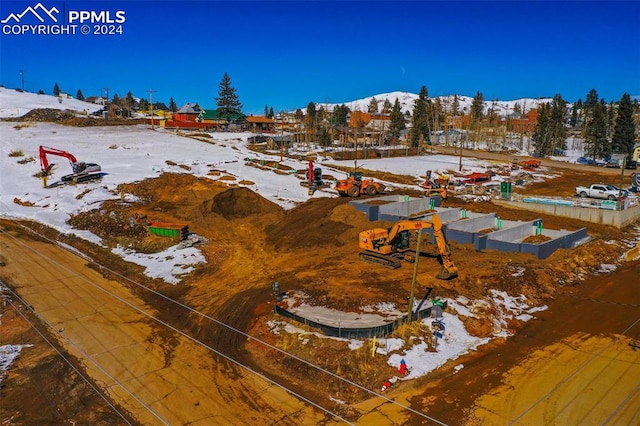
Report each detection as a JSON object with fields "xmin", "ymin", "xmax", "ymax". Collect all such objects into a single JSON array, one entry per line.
[
  {"xmin": 305, "ymin": 102, "xmax": 317, "ymax": 127},
  {"xmin": 570, "ymin": 99, "xmax": 581, "ymax": 127},
  {"xmin": 331, "ymin": 104, "xmax": 349, "ymax": 126},
  {"xmin": 319, "ymin": 127, "xmax": 332, "ymax": 149},
  {"xmin": 125, "ymin": 91, "xmax": 136, "ymax": 110},
  {"xmin": 549, "ymin": 94, "xmax": 568, "ymax": 153},
  {"xmin": 409, "ymin": 86, "xmax": 430, "ymax": 148},
  {"xmin": 382, "ymin": 99, "xmax": 392, "ymax": 114},
  {"xmin": 368, "ymin": 97, "xmax": 379, "ymax": 113},
  {"xmin": 611, "ymin": 93, "xmax": 637, "ymax": 160},
  {"xmin": 139, "ymin": 98, "xmax": 149, "ymax": 111},
  {"xmin": 584, "ymin": 89, "xmax": 599, "ymax": 113},
  {"xmin": 169, "ymin": 97, "xmax": 177, "ymax": 112},
  {"xmin": 470, "ymin": 91, "xmax": 485, "ymax": 122},
  {"xmin": 452, "ymin": 95, "xmax": 460, "ymax": 116},
  {"xmin": 38, "ymin": 89, "xmax": 44, "ymax": 95},
  {"xmin": 269, "ymin": 106, "xmax": 274, "ymax": 118},
  {"xmin": 53, "ymin": 82, "xmax": 60, "ymax": 96},
  {"xmin": 389, "ymin": 98, "xmax": 406, "ymax": 139},
  {"xmin": 76, "ymin": 89, "xmax": 84, "ymax": 101},
  {"xmin": 584, "ymin": 101, "xmax": 609, "ymax": 161},
  {"xmin": 112, "ymin": 93, "xmax": 121, "ymax": 106},
  {"xmin": 294, "ymin": 108, "xmax": 304, "ymax": 122},
  {"xmin": 264, "ymin": 105, "xmax": 270, "ymax": 116},
  {"xmin": 532, "ymin": 104, "xmax": 553, "ymax": 157},
  {"xmin": 215, "ymin": 72, "xmax": 243, "ymax": 119}
]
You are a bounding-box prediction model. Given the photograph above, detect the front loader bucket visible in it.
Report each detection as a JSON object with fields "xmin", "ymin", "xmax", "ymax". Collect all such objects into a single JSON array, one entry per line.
[{"xmin": 435, "ymin": 268, "xmax": 458, "ymax": 281}]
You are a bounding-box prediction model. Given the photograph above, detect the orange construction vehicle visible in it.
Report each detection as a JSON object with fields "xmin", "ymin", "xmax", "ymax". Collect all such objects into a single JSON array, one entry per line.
[
  {"xmin": 421, "ymin": 170, "xmax": 448, "ymax": 199},
  {"xmin": 335, "ymin": 172, "xmax": 385, "ymax": 197},
  {"xmin": 358, "ymin": 214, "xmax": 458, "ymax": 280}
]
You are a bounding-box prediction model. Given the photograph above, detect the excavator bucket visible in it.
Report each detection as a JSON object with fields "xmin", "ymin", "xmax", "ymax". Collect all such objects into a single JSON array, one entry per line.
[{"xmin": 435, "ymin": 268, "xmax": 458, "ymax": 280}]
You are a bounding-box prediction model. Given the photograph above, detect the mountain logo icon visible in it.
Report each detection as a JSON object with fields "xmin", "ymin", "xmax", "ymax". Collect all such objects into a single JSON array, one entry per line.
[{"xmin": 1, "ymin": 2, "xmax": 60, "ymax": 24}]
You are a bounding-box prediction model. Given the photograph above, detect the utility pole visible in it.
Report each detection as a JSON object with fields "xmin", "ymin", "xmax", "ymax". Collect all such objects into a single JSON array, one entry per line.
[
  {"xmin": 102, "ymin": 87, "xmax": 110, "ymax": 104},
  {"xmin": 148, "ymin": 89, "xmax": 155, "ymax": 129},
  {"xmin": 19, "ymin": 70, "xmax": 24, "ymax": 91},
  {"xmin": 407, "ymin": 229, "xmax": 423, "ymax": 323}
]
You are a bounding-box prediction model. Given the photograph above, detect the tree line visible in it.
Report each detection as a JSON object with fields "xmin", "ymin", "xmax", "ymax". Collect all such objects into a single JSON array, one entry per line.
[{"xmin": 47, "ymin": 76, "xmax": 639, "ymax": 161}]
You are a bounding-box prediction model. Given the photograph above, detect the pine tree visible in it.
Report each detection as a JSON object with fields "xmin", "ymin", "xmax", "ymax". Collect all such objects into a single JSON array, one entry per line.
[
  {"xmin": 611, "ymin": 93, "xmax": 637, "ymax": 160},
  {"xmin": 331, "ymin": 104, "xmax": 349, "ymax": 126},
  {"xmin": 264, "ymin": 105, "xmax": 270, "ymax": 116},
  {"xmin": 169, "ymin": 97, "xmax": 177, "ymax": 112},
  {"xmin": 389, "ymin": 98, "xmax": 406, "ymax": 139},
  {"xmin": 125, "ymin": 91, "xmax": 136, "ymax": 110},
  {"xmin": 470, "ymin": 91, "xmax": 485, "ymax": 122},
  {"xmin": 139, "ymin": 98, "xmax": 149, "ymax": 111},
  {"xmin": 584, "ymin": 101, "xmax": 609, "ymax": 161},
  {"xmin": 532, "ymin": 104, "xmax": 552, "ymax": 156},
  {"xmin": 382, "ymin": 99, "xmax": 392, "ymax": 114},
  {"xmin": 452, "ymin": 95, "xmax": 460, "ymax": 116},
  {"xmin": 76, "ymin": 89, "xmax": 84, "ymax": 101},
  {"xmin": 53, "ymin": 82, "xmax": 60, "ymax": 96},
  {"xmin": 570, "ymin": 100, "xmax": 581, "ymax": 127},
  {"xmin": 38, "ymin": 89, "xmax": 44, "ymax": 95},
  {"xmin": 409, "ymin": 86, "xmax": 430, "ymax": 148},
  {"xmin": 215, "ymin": 72, "xmax": 243, "ymax": 119},
  {"xmin": 368, "ymin": 97, "xmax": 379, "ymax": 113},
  {"xmin": 269, "ymin": 107, "xmax": 274, "ymax": 118},
  {"xmin": 549, "ymin": 94, "xmax": 568, "ymax": 153}
]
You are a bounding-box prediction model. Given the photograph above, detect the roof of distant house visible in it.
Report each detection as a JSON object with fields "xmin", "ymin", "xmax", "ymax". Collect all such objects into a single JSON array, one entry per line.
[{"xmin": 176, "ymin": 103, "xmax": 202, "ymax": 114}]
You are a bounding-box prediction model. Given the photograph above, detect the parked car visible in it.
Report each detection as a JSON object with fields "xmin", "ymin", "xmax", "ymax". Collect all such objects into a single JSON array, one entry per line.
[
  {"xmin": 576, "ymin": 156, "xmax": 594, "ymax": 165},
  {"xmin": 575, "ymin": 183, "xmax": 628, "ymax": 200}
]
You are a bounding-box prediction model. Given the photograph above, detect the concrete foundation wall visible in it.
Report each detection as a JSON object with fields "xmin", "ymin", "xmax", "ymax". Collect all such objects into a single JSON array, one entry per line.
[
  {"xmin": 494, "ymin": 200, "xmax": 640, "ymax": 228},
  {"xmin": 349, "ymin": 196, "xmax": 589, "ymax": 259}
]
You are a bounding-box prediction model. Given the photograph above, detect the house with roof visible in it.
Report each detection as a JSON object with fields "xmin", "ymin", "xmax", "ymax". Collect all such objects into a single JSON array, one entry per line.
[
  {"xmin": 173, "ymin": 103, "xmax": 202, "ymax": 122},
  {"xmin": 198, "ymin": 109, "xmax": 246, "ymax": 131},
  {"xmin": 245, "ymin": 114, "xmax": 275, "ymax": 132}
]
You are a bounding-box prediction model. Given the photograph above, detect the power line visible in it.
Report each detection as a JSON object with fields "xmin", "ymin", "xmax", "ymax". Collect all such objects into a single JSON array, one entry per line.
[{"xmin": 0, "ymin": 282, "xmax": 134, "ymax": 425}]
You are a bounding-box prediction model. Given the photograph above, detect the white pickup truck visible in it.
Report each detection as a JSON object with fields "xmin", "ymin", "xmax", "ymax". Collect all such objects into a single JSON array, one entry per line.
[{"xmin": 575, "ymin": 183, "xmax": 628, "ymax": 200}]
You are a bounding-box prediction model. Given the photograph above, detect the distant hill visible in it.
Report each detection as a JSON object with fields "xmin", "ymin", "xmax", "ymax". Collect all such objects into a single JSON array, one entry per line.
[
  {"xmin": 310, "ymin": 91, "xmax": 556, "ymax": 117},
  {"xmin": 0, "ymin": 87, "xmax": 103, "ymax": 118}
]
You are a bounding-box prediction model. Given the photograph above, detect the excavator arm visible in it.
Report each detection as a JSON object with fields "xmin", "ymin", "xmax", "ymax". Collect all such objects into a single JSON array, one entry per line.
[{"xmin": 39, "ymin": 145, "xmax": 78, "ymax": 176}]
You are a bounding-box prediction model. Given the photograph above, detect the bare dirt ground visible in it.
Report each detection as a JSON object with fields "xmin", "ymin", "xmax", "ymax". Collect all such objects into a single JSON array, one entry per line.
[{"xmin": 1, "ymin": 154, "xmax": 639, "ymax": 425}]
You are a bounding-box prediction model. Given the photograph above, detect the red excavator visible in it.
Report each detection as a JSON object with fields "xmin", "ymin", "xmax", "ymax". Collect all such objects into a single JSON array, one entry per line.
[
  {"xmin": 358, "ymin": 213, "xmax": 458, "ymax": 280},
  {"xmin": 39, "ymin": 145, "xmax": 102, "ymax": 187}
]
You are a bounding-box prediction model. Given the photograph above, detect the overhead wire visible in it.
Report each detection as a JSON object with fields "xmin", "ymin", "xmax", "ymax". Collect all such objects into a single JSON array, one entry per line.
[{"xmin": 0, "ymin": 282, "xmax": 134, "ymax": 426}]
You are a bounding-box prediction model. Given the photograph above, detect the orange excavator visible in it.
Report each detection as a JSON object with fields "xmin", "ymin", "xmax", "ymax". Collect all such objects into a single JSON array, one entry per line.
[
  {"xmin": 358, "ymin": 214, "xmax": 458, "ymax": 280},
  {"xmin": 39, "ymin": 145, "xmax": 102, "ymax": 187}
]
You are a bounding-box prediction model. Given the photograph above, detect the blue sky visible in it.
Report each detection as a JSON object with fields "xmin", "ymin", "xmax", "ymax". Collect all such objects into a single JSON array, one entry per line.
[{"xmin": 1, "ymin": 1, "xmax": 639, "ymax": 114}]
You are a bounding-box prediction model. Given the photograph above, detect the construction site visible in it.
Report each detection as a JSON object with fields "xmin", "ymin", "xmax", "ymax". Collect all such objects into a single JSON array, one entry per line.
[{"xmin": 1, "ymin": 113, "xmax": 640, "ymax": 424}]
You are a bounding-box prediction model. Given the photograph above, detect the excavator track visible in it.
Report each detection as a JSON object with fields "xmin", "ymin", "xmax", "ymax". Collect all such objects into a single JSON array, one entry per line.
[{"xmin": 359, "ymin": 252, "xmax": 402, "ymax": 269}]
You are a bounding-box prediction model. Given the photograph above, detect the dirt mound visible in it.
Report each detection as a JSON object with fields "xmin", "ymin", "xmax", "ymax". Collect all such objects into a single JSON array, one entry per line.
[
  {"xmin": 265, "ymin": 197, "xmax": 355, "ymax": 250},
  {"xmin": 13, "ymin": 108, "xmax": 75, "ymax": 122},
  {"xmin": 200, "ymin": 187, "xmax": 282, "ymax": 220}
]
